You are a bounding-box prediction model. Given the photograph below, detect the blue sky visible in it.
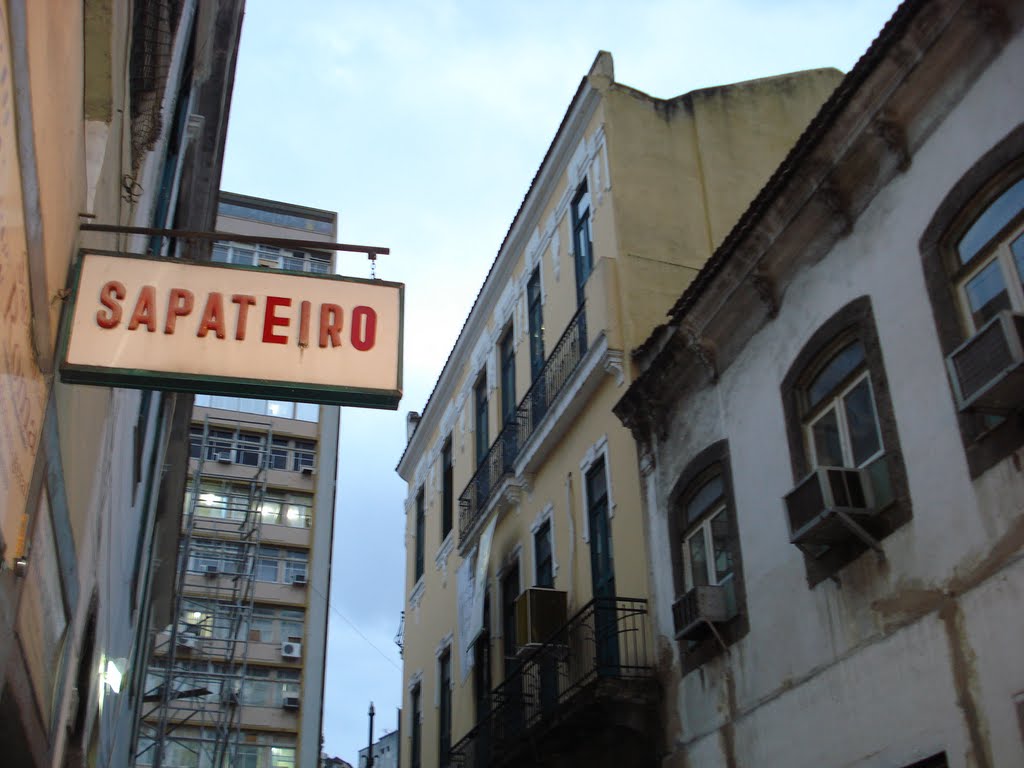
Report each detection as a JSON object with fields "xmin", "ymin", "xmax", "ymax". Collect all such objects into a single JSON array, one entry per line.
[{"xmin": 220, "ymin": 0, "xmax": 902, "ymax": 761}]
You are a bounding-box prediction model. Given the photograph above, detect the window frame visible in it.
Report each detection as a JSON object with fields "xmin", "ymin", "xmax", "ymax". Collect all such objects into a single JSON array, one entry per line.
[
  {"xmin": 474, "ymin": 373, "xmax": 489, "ymax": 467},
  {"xmin": 410, "ymin": 683, "xmax": 422, "ymax": 768},
  {"xmin": 441, "ymin": 436, "xmax": 453, "ymax": 542},
  {"xmin": 527, "ymin": 266, "xmax": 544, "ymax": 381},
  {"xmin": 437, "ymin": 646, "xmax": 452, "ymax": 768},
  {"xmin": 533, "ymin": 519, "xmax": 554, "ymax": 589},
  {"xmin": 781, "ymin": 297, "xmax": 911, "ymax": 586},
  {"xmin": 414, "ymin": 487, "xmax": 425, "ymax": 583},
  {"xmin": 920, "ymin": 130, "xmax": 1024, "ymax": 478},
  {"xmin": 499, "ymin": 325, "xmax": 516, "ymax": 427},
  {"xmin": 571, "ymin": 179, "xmax": 593, "ymax": 307},
  {"xmin": 666, "ymin": 441, "xmax": 747, "ymax": 672}
]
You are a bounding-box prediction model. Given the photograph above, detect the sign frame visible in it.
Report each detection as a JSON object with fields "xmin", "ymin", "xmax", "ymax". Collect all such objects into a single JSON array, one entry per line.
[{"xmin": 58, "ymin": 251, "xmax": 404, "ymax": 409}]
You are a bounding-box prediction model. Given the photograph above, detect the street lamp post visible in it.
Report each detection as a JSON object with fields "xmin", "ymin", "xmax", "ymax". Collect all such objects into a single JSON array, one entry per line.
[{"xmin": 366, "ymin": 702, "xmax": 376, "ymax": 768}]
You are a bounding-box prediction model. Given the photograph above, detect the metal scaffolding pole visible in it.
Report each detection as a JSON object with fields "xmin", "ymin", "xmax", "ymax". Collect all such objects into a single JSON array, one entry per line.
[{"xmin": 138, "ymin": 414, "xmax": 272, "ymax": 768}]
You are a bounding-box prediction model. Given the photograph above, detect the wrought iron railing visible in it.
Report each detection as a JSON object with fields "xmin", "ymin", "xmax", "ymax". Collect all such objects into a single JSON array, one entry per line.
[
  {"xmin": 449, "ymin": 596, "xmax": 652, "ymax": 768},
  {"xmin": 458, "ymin": 305, "xmax": 589, "ymax": 541}
]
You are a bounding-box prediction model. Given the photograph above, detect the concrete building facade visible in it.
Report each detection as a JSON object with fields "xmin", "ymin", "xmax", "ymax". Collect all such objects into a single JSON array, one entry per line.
[
  {"xmin": 137, "ymin": 193, "xmax": 341, "ymax": 768},
  {"xmin": 396, "ymin": 52, "xmax": 841, "ymax": 768},
  {"xmin": 615, "ymin": 1, "xmax": 1024, "ymax": 766},
  {"xmin": 0, "ymin": 2, "xmax": 243, "ymax": 766}
]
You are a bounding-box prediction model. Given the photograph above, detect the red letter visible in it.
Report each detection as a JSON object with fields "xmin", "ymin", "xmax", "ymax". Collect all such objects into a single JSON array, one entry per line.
[
  {"xmin": 350, "ymin": 305, "xmax": 377, "ymax": 351},
  {"xmin": 231, "ymin": 294, "xmax": 256, "ymax": 340},
  {"xmin": 96, "ymin": 280, "xmax": 125, "ymax": 329},
  {"xmin": 197, "ymin": 292, "xmax": 226, "ymax": 339},
  {"xmin": 164, "ymin": 288, "xmax": 194, "ymax": 334},
  {"xmin": 263, "ymin": 296, "xmax": 291, "ymax": 344},
  {"xmin": 298, "ymin": 301, "xmax": 311, "ymax": 347},
  {"xmin": 319, "ymin": 303, "xmax": 343, "ymax": 348},
  {"xmin": 127, "ymin": 285, "xmax": 157, "ymax": 332}
]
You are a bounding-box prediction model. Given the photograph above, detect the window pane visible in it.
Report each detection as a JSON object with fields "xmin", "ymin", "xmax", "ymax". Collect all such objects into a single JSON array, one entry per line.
[
  {"xmin": 686, "ymin": 475, "xmax": 724, "ymax": 525},
  {"xmin": 260, "ymin": 501, "xmax": 282, "ymax": 525},
  {"xmin": 271, "ymin": 747, "xmax": 296, "ymax": 768},
  {"xmin": 963, "ymin": 259, "xmax": 1011, "ymax": 329},
  {"xmin": 843, "ymin": 377, "xmax": 882, "ymax": 466},
  {"xmin": 687, "ymin": 530, "xmax": 709, "ymax": 587},
  {"xmin": 807, "ymin": 342, "xmax": 865, "ymax": 409},
  {"xmin": 267, "ymin": 400, "xmax": 295, "ymax": 419},
  {"xmin": 810, "ymin": 406, "xmax": 845, "ymax": 467},
  {"xmin": 709, "ymin": 510, "xmax": 733, "ymax": 585},
  {"xmin": 1012, "ymin": 232, "xmax": 1024, "ymax": 292},
  {"xmin": 957, "ymin": 175, "xmax": 1024, "ymax": 264},
  {"xmin": 257, "ymin": 558, "xmax": 278, "ymax": 582},
  {"xmin": 295, "ymin": 402, "xmax": 319, "ymax": 422}
]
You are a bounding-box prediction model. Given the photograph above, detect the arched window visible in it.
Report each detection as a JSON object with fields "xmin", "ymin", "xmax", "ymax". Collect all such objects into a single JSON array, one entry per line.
[
  {"xmin": 802, "ymin": 340, "xmax": 883, "ymax": 471},
  {"xmin": 668, "ymin": 441, "xmax": 746, "ymax": 672},
  {"xmin": 920, "ymin": 127, "xmax": 1024, "ymax": 478},
  {"xmin": 781, "ymin": 298, "xmax": 909, "ymax": 586},
  {"xmin": 951, "ymin": 173, "xmax": 1024, "ymax": 333}
]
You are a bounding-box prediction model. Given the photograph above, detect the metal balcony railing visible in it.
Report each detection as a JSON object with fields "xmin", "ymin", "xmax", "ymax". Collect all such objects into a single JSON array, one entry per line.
[
  {"xmin": 458, "ymin": 305, "xmax": 588, "ymax": 541},
  {"xmin": 449, "ymin": 597, "xmax": 652, "ymax": 768}
]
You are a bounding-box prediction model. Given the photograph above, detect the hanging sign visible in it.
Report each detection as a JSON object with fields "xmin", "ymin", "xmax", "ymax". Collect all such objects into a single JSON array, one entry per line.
[{"xmin": 59, "ymin": 252, "xmax": 403, "ymax": 409}]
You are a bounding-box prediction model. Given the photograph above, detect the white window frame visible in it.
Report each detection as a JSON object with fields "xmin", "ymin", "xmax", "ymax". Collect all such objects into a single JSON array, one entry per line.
[
  {"xmin": 680, "ymin": 502, "xmax": 733, "ymax": 593},
  {"xmin": 956, "ymin": 220, "xmax": 1024, "ymax": 333},
  {"xmin": 804, "ymin": 369, "xmax": 883, "ymax": 470}
]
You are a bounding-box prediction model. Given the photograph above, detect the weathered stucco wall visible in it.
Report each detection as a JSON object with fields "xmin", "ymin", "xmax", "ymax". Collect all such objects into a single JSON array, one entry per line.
[{"xmin": 643, "ymin": 24, "xmax": 1024, "ymax": 768}]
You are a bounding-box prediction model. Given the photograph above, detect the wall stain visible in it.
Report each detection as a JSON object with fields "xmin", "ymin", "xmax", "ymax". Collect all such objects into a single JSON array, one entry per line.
[{"xmin": 939, "ymin": 601, "xmax": 992, "ymax": 768}]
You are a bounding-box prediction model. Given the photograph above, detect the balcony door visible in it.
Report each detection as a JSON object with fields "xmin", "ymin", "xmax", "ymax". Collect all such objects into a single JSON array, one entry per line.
[{"xmin": 586, "ymin": 458, "xmax": 619, "ymax": 673}]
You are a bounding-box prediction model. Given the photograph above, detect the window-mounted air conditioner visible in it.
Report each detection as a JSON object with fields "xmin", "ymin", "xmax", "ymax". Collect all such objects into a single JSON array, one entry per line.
[
  {"xmin": 216, "ymin": 451, "xmax": 233, "ymax": 464},
  {"xmin": 282, "ymin": 694, "xmax": 301, "ymax": 710},
  {"xmin": 301, "ymin": 465, "xmax": 316, "ymax": 476},
  {"xmin": 204, "ymin": 564, "xmax": 219, "ymax": 578},
  {"xmin": 514, "ymin": 588, "xmax": 568, "ymax": 649},
  {"xmin": 281, "ymin": 641, "xmax": 302, "ymax": 660},
  {"xmin": 946, "ymin": 311, "xmax": 1024, "ymax": 412},
  {"xmin": 291, "ymin": 574, "xmax": 308, "ymax": 587},
  {"xmin": 672, "ymin": 584, "xmax": 736, "ymax": 641},
  {"xmin": 784, "ymin": 464, "xmax": 879, "ymax": 551},
  {"xmin": 177, "ymin": 634, "xmax": 200, "ymax": 651}
]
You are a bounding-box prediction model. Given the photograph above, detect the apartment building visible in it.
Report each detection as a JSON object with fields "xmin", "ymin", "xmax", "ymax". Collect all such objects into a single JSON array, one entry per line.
[
  {"xmin": 395, "ymin": 52, "xmax": 841, "ymax": 768},
  {"xmin": 615, "ymin": 1, "xmax": 1024, "ymax": 766},
  {"xmin": 0, "ymin": 2, "xmax": 243, "ymax": 766},
  {"xmin": 137, "ymin": 193, "xmax": 341, "ymax": 768}
]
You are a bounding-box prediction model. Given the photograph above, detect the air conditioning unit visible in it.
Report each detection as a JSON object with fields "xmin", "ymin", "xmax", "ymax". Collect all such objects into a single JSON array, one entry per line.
[
  {"xmin": 282, "ymin": 694, "xmax": 301, "ymax": 710},
  {"xmin": 258, "ymin": 257, "xmax": 279, "ymax": 269},
  {"xmin": 784, "ymin": 465, "xmax": 878, "ymax": 551},
  {"xmin": 291, "ymin": 574, "xmax": 308, "ymax": 587},
  {"xmin": 672, "ymin": 585, "xmax": 735, "ymax": 641},
  {"xmin": 203, "ymin": 564, "xmax": 219, "ymax": 578},
  {"xmin": 301, "ymin": 465, "xmax": 316, "ymax": 476},
  {"xmin": 514, "ymin": 588, "xmax": 568, "ymax": 648},
  {"xmin": 177, "ymin": 634, "xmax": 200, "ymax": 651},
  {"xmin": 216, "ymin": 451, "xmax": 233, "ymax": 464},
  {"xmin": 281, "ymin": 641, "xmax": 302, "ymax": 660},
  {"xmin": 946, "ymin": 311, "xmax": 1024, "ymax": 412}
]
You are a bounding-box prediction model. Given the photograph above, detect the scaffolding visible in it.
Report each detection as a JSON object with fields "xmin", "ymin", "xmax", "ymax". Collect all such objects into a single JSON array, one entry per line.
[{"xmin": 138, "ymin": 415, "xmax": 273, "ymax": 768}]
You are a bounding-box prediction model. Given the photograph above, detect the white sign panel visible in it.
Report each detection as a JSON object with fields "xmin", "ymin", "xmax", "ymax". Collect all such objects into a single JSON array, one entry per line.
[{"xmin": 61, "ymin": 253, "xmax": 403, "ymax": 408}]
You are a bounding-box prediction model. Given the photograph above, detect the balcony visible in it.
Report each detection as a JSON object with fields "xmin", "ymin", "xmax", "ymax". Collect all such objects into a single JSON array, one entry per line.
[
  {"xmin": 449, "ymin": 597, "xmax": 658, "ymax": 768},
  {"xmin": 458, "ymin": 305, "xmax": 589, "ymax": 542}
]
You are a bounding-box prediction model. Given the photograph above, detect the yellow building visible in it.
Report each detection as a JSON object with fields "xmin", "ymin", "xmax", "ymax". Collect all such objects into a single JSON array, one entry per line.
[
  {"xmin": 395, "ymin": 52, "xmax": 841, "ymax": 768},
  {"xmin": 137, "ymin": 193, "xmax": 341, "ymax": 768}
]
